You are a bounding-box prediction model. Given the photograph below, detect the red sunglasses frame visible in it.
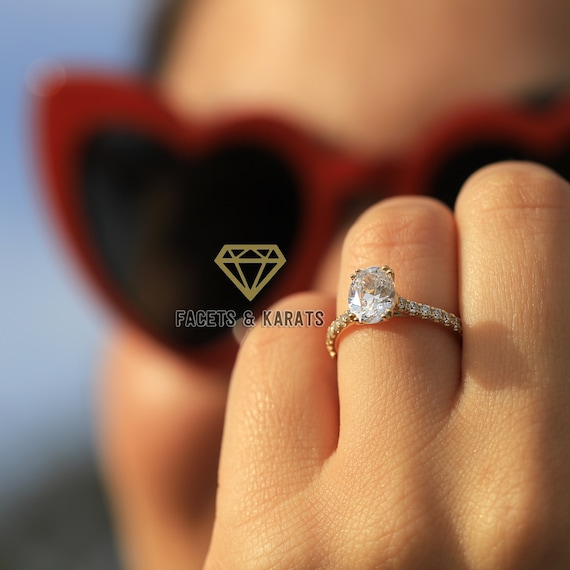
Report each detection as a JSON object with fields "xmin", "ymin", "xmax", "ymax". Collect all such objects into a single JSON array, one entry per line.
[{"xmin": 36, "ymin": 72, "xmax": 570, "ymax": 363}]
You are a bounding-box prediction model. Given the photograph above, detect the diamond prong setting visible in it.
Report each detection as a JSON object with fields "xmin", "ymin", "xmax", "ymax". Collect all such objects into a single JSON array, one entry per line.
[{"xmin": 380, "ymin": 265, "xmax": 395, "ymax": 279}]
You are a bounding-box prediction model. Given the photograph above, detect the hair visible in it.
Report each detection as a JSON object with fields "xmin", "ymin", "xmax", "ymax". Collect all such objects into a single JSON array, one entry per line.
[{"xmin": 143, "ymin": 0, "xmax": 190, "ymax": 74}]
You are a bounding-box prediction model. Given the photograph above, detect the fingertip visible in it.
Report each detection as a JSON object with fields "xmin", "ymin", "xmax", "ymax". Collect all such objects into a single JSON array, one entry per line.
[
  {"xmin": 339, "ymin": 196, "xmax": 456, "ymax": 311},
  {"xmin": 237, "ymin": 292, "xmax": 336, "ymax": 379},
  {"xmin": 456, "ymin": 160, "xmax": 570, "ymax": 222}
]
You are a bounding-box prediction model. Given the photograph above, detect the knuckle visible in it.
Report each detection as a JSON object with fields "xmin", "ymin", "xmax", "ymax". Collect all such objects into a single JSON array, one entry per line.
[
  {"xmin": 239, "ymin": 317, "xmax": 288, "ymax": 375},
  {"xmin": 343, "ymin": 197, "xmax": 453, "ymax": 266},
  {"xmin": 457, "ymin": 161, "xmax": 570, "ymax": 229},
  {"xmin": 239, "ymin": 292, "xmax": 327, "ymax": 373}
]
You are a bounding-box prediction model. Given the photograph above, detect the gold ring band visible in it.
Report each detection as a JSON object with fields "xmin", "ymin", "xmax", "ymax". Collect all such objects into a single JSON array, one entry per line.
[{"xmin": 326, "ymin": 266, "xmax": 462, "ymax": 358}]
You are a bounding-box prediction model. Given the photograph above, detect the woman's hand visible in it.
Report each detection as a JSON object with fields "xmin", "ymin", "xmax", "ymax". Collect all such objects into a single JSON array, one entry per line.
[
  {"xmin": 100, "ymin": 161, "xmax": 570, "ymax": 569},
  {"xmin": 204, "ymin": 162, "xmax": 570, "ymax": 569}
]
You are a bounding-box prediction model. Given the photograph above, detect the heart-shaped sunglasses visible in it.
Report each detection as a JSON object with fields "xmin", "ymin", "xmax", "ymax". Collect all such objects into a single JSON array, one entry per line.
[{"xmin": 36, "ymin": 72, "xmax": 570, "ymax": 359}]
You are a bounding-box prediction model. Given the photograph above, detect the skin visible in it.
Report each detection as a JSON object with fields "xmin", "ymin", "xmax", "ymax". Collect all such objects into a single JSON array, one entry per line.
[{"xmin": 98, "ymin": 1, "xmax": 570, "ymax": 568}]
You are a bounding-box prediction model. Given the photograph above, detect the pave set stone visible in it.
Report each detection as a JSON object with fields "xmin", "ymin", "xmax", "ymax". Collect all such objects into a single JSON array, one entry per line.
[
  {"xmin": 325, "ymin": 310, "xmax": 357, "ymax": 358},
  {"xmin": 397, "ymin": 297, "xmax": 462, "ymax": 333}
]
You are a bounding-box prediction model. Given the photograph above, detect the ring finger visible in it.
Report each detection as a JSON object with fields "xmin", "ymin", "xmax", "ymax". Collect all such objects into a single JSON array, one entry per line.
[{"xmin": 334, "ymin": 196, "xmax": 461, "ymax": 458}]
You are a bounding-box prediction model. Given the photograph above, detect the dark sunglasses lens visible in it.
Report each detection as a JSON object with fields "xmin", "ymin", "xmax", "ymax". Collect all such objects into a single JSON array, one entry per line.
[
  {"xmin": 78, "ymin": 128, "xmax": 301, "ymax": 348},
  {"xmin": 429, "ymin": 140, "xmax": 570, "ymax": 208}
]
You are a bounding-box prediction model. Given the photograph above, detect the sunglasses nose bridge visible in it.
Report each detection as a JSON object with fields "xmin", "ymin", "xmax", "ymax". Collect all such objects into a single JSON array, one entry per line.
[{"xmin": 309, "ymin": 153, "xmax": 387, "ymax": 205}]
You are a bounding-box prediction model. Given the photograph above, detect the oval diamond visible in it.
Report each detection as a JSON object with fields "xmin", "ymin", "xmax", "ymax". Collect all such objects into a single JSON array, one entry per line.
[{"xmin": 348, "ymin": 266, "xmax": 396, "ymax": 324}]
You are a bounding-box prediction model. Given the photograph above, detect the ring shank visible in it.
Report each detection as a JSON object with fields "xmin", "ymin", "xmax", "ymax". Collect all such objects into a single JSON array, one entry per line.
[{"xmin": 326, "ymin": 297, "xmax": 461, "ymax": 358}]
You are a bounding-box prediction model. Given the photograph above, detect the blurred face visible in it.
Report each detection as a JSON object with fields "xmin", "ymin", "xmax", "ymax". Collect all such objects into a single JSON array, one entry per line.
[
  {"xmin": 99, "ymin": 6, "xmax": 570, "ymax": 568},
  {"xmin": 159, "ymin": 0, "xmax": 570, "ymax": 155}
]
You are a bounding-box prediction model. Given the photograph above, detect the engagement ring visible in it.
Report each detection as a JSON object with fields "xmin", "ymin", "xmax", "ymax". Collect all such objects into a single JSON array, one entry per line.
[{"xmin": 326, "ymin": 266, "xmax": 462, "ymax": 358}]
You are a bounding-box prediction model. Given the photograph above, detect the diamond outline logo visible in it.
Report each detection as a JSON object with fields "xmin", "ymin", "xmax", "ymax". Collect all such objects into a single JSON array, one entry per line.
[{"xmin": 214, "ymin": 244, "xmax": 287, "ymax": 301}]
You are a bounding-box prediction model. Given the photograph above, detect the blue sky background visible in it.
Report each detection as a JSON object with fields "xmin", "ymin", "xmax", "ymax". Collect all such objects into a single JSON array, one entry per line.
[{"xmin": 0, "ymin": 0, "xmax": 152, "ymax": 514}]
